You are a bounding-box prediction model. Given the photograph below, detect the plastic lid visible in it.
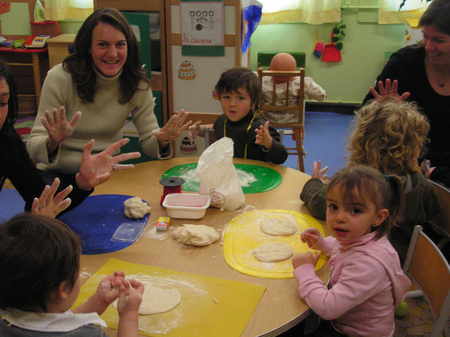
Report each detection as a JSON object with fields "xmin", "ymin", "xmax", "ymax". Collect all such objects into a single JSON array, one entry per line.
[{"xmin": 160, "ymin": 176, "xmax": 185, "ymax": 187}]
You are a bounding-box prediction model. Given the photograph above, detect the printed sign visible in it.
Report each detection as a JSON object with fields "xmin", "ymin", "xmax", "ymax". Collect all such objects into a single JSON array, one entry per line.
[{"xmin": 180, "ymin": 1, "xmax": 224, "ymax": 46}]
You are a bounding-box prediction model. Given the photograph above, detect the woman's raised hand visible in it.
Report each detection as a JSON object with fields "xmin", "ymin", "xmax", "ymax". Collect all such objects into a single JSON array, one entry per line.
[
  {"xmin": 156, "ymin": 109, "xmax": 193, "ymax": 145},
  {"xmin": 31, "ymin": 177, "xmax": 72, "ymax": 218},
  {"xmin": 75, "ymin": 138, "xmax": 141, "ymax": 190},
  {"xmin": 369, "ymin": 79, "xmax": 411, "ymax": 102},
  {"xmin": 40, "ymin": 106, "xmax": 82, "ymax": 153}
]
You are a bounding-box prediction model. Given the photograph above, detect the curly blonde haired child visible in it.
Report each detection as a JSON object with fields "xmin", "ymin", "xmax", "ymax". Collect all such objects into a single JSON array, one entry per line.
[
  {"xmin": 347, "ymin": 99, "xmax": 429, "ymax": 176},
  {"xmin": 300, "ymin": 99, "xmax": 441, "ymax": 261}
]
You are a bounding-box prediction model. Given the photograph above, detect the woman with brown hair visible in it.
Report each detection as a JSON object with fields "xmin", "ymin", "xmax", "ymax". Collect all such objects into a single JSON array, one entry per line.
[
  {"xmin": 0, "ymin": 61, "xmax": 140, "ymax": 218},
  {"xmin": 27, "ymin": 8, "xmax": 191, "ymax": 179}
]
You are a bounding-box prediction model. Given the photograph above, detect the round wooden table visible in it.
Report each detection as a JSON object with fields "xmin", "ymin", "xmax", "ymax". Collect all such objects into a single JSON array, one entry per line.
[{"xmin": 81, "ymin": 157, "xmax": 328, "ymax": 337}]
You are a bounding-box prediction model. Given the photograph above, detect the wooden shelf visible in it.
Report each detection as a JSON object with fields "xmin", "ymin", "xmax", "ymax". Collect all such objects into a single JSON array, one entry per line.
[
  {"xmin": 47, "ymin": 33, "xmax": 76, "ymax": 69},
  {"xmin": 0, "ymin": 47, "xmax": 49, "ymax": 113}
]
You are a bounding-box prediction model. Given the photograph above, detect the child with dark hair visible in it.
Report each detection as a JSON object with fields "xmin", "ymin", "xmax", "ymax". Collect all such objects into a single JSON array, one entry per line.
[
  {"xmin": 293, "ymin": 165, "xmax": 411, "ymax": 337},
  {"xmin": 192, "ymin": 67, "xmax": 288, "ymax": 164},
  {"xmin": 0, "ymin": 213, "xmax": 144, "ymax": 337}
]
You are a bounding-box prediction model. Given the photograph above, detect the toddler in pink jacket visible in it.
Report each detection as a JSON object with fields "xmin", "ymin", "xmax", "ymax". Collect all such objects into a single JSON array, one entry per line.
[{"xmin": 293, "ymin": 165, "xmax": 411, "ymax": 337}]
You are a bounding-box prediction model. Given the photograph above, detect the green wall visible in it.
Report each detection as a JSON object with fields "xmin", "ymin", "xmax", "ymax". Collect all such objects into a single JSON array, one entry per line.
[
  {"xmin": 250, "ymin": 9, "xmax": 406, "ymax": 104},
  {"xmin": 2, "ymin": 6, "xmax": 407, "ymax": 105},
  {"xmin": 59, "ymin": 21, "xmax": 83, "ymax": 33}
]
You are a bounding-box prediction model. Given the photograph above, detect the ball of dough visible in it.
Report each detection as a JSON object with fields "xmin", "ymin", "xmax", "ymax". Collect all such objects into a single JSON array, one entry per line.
[
  {"xmin": 253, "ymin": 242, "xmax": 293, "ymax": 262},
  {"xmin": 124, "ymin": 197, "xmax": 151, "ymax": 219},
  {"xmin": 172, "ymin": 224, "xmax": 220, "ymax": 246},
  {"xmin": 260, "ymin": 215, "xmax": 298, "ymax": 236}
]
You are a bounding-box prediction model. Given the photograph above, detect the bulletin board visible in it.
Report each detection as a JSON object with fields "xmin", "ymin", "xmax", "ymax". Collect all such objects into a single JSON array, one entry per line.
[
  {"xmin": 0, "ymin": 0, "xmax": 35, "ymax": 37},
  {"xmin": 165, "ymin": 0, "xmax": 247, "ymax": 116}
]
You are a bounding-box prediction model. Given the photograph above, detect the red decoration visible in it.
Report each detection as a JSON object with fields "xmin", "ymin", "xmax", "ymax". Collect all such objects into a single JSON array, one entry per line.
[
  {"xmin": 321, "ymin": 43, "xmax": 342, "ymax": 63},
  {"xmin": 0, "ymin": 2, "xmax": 10, "ymax": 15}
]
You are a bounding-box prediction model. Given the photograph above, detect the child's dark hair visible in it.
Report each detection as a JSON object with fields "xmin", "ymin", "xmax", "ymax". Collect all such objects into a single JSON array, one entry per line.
[
  {"xmin": 327, "ymin": 165, "xmax": 402, "ymax": 238},
  {"xmin": 0, "ymin": 213, "xmax": 81, "ymax": 312},
  {"xmin": 0, "ymin": 60, "xmax": 19, "ymax": 127},
  {"xmin": 214, "ymin": 67, "xmax": 261, "ymax": 112}
]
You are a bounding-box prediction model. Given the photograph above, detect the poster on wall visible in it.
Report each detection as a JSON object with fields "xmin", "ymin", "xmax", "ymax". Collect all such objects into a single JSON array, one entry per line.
[{"xmin": 180, "ymin": 0, "xmax": 225, "ymax": 56}]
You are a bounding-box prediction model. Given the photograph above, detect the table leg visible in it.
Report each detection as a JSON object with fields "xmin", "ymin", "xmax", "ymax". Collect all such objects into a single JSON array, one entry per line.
[{"xmin": 31, "ymin": 53, "xmax": 41, "ymax": 106}]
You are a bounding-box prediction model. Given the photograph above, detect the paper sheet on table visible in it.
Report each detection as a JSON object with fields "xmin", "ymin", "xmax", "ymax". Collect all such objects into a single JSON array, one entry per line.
[{"xmin": 75, "ymin": 258, "xmax": 265, "ymax": 337}]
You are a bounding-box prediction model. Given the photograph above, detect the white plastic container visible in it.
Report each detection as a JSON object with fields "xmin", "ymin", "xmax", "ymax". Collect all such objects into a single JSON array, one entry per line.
[{"xmin": 162, "ymin": 193, "xmax": 211, "ymax": 219}]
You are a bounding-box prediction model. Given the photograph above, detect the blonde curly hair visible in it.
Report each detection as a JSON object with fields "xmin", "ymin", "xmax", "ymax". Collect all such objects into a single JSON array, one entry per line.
[{"xmin": 348, "ymin": 99, "xmax": 429, "ymax": 176}]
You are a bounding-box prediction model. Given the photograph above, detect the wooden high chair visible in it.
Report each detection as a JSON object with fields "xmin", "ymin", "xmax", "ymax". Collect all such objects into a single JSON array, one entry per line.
[
  {"xmin": 403, "ymin": 225, "xmax": 450, "ymax": 337},
  {"xmin": 257, "ymin": 67, "xmax": 306, "ymax": 171}
]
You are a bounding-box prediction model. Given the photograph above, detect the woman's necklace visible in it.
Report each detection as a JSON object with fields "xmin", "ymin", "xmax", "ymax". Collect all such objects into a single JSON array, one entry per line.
[{"xmin": 426, "ymin": 58, "xmax": 450, "ymax": 89}]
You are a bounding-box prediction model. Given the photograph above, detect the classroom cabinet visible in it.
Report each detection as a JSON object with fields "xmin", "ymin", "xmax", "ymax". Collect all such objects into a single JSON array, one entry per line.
[{"xmin": 0, "ymin": 47, "xmax": 49, "ymax": 114}]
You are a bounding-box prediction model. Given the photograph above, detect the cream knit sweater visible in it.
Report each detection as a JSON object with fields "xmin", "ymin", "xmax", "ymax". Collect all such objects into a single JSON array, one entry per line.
[{"xmin": 27, "ymin": 64, "xmax": 163, "ymax": 174}]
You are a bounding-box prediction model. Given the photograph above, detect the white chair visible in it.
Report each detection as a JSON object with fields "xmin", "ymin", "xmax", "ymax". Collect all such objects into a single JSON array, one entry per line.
[{"xmin": 403, "ymin": 225, "xmax": 450, "ymax": 337}]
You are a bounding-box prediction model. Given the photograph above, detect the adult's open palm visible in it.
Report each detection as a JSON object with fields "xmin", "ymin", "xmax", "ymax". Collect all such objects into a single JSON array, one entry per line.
[
  {"xmin": 76, "ymin": 138, "xmax": 141, "ymax": 190},
  {"xmin": 40, "ymin": 106, "xmax": 81, "ymax": 145}
]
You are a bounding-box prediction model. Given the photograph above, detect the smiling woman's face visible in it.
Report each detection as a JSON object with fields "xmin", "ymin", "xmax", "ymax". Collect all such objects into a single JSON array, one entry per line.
[
  {"xmin": 0, "ymin": 78, "xmax": 10, "ymax": 129},
  {"xmin": 90, "ymin": 22, "xmax": 128, "ymax": 77},
  {"xmin": 422, "ymin": 25, "xmax": 450, "ymax": 66}
]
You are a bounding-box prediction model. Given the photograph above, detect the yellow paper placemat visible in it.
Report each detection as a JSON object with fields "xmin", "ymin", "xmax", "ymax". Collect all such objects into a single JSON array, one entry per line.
[
  {"xmin": 224, "ymin": 209, "xmax": 327, "ymax": 278},
  {"xmin": 75, "ymin": 258, "xmax": 265, "ymax": 337}
]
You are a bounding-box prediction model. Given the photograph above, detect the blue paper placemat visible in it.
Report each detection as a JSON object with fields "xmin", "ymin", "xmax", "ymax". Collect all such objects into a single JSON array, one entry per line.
[
  {"xmin": 59, "ymin": 194, "xmax": 150, "ymax": 255},
  {"xmin": 0, "ymin": 188, "xmax": 25, "ymax": 223}
]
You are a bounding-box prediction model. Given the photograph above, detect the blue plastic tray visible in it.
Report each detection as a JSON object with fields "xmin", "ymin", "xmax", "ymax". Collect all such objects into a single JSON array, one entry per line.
[{"xmin": 59, "ymin": 194, "xmax": 149, "ymax": 255}]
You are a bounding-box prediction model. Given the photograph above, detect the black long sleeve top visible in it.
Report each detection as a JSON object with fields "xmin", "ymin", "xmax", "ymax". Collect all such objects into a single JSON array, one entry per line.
[
  {"xmin": 363, "ymin": 45, "xmax": 450, "ymax": 163},
  {"xmin": 213, "ymin": 113, "xmax": 288, "ymax": 164},
  {"xmin": 0, "ymin": 122, "xmax": 91, "ymax": 212}
]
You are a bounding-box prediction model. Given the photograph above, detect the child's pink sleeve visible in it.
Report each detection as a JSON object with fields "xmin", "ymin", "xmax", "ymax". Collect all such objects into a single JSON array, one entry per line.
[
  {"xmin": 294, "ymin": 252, "xmax": 389, "ymax": 320},
  {"xmin": 317, "ymin": 236, "xmax": 339, "ymax": 256}
]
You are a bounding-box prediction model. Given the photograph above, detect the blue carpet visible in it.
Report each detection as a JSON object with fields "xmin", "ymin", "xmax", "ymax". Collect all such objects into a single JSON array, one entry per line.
[{"xmin": 281, "ymin": 111, "xmax": 354, "ymax": 176}]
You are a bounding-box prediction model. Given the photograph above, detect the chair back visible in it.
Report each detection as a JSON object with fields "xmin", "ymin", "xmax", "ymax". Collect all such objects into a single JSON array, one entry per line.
[
  {"xmin": 430, "ymin": 180, "xmax": 450, "ymax": 246},
  {"xmin": 257, "ymin": 67, "xmax": 306, "ymax": 171},
  {"xmin": 257, "ymin": 68, "xmax": 305, "ymax": 125},
  {"xmin": 403, "ymin": 225, "xmax": 450, "ymax": 337}
]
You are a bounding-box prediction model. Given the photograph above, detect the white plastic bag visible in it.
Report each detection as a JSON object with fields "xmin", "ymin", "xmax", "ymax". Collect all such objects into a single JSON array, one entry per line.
[{"xmin": 196, "ymin": 137, "xmax": 245, "ymax": 211}]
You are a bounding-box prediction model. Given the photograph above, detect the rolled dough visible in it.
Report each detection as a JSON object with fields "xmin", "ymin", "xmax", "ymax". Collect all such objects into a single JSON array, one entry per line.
[
  {"xmin": 139, "ymin": 283, "xmax": 181, "ymax": 315},
  {"xmin": 260, "ymin": 215, "xmax": 298, "ymax": 236},
  {"xmin": 113, "ymin": 282, "xmax": 181, "ymax": 315},
  {"xmin": 253, "ymin": 242, "xmax": 293, "ymax": 262}
]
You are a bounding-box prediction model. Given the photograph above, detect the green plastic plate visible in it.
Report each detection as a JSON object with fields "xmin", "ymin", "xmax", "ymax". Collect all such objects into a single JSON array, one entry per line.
[{"xmin": 161, "ymin": 163, "xmax": 282, "ymax": 194}]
